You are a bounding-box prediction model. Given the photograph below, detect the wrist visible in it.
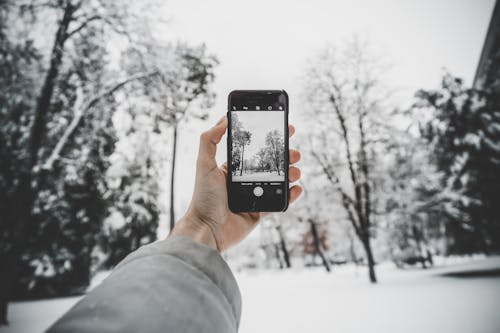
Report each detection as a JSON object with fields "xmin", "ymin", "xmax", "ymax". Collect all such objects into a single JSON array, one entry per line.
[{"xmin": 170, "ymin": 213, "xmax": 219, "ymax": 251}]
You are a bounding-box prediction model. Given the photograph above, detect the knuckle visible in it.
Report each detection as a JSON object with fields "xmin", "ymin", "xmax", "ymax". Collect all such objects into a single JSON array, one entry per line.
[{"xmin": 200, "ymin": 131, "xmax": 209, "ymax": 142}]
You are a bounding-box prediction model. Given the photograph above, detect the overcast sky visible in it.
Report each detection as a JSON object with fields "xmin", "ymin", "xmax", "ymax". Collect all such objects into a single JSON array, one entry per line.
[{"xmin": 154, "ymin": 0, "xmax": 495, "ymax": 235}]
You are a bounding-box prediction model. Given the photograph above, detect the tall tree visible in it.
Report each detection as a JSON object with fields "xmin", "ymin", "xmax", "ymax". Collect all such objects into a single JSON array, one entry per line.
[
  {"xmin": 264, "ymin": 129, "xmax": 285, "ymax": 175},
  {"xmin": 230, "ymin": 114, "xmax": 243, "ymax": 174},
  {"xmin": 0, "ymin": 1, "xmax": 42, "ymax": 324},
  {"xmin": 295, "ymin": 186, "xmax": 331, "ymax": 272},
  {"xmin": 414, "ymin": 57, "xmax": 500, "ymax": 253},
  {"xmin": 26, "ymin": 23, "xmax": 118, "ymax": 297},
  {"xmin": 100, "ymin": 126, "xmax": 162, "ymax": 268},
  {"xmin": 231, "ymin": 113, "xmax": 252, "ymax": 176},
  {"xmin": 303, "ymin": 39, "xmax": 392, "ymax": 283},
  {"xmin": 121, "ymin": 42, "xmax": 218, "ymax": 231},
  {"xmin": 382, "ymin": 128, "xmax": 452, "ymax": 263},
  {"xmin": 0, "ymin": 0, "xmax": 162, "ymax": 322}
]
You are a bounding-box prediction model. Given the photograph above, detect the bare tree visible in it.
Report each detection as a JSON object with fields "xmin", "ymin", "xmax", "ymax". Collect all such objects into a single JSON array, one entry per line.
[
  {"xmin": 275, "ymin": 224, "xmax": 291, "ymax": 268},
  {"xmin": 265, "ymin": 129, "xmax": 285, "ymax": 175},
  {"xmin": 304, "ymin": 39, "xmax": 391, "ymax": 283},
  {"xmin": 231, "ymin": 114, "xmax": 252, "ymax": 176},
  {"xmin": 296, "ymin": 185, "xmax": 331, "ymax": 273}
]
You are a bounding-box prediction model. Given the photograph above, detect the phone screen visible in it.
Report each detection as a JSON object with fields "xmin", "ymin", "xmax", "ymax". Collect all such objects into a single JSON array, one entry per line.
[
  {"xmin": 230, "ymin": 109, "xmax": 285, "ymax": 183},
  {"xmin": 227, "ymin": 90, "xmax": 288, "ymax": 212}
]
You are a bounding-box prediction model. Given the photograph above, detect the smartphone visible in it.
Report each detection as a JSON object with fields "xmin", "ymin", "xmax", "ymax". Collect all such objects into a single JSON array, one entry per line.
[{"xmin": 227, "ymin": 90, "xmax": 289, "ymax": 212}]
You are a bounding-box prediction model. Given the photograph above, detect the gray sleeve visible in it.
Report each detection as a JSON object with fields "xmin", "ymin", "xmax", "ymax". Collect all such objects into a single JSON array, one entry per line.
[{"xmin": 47, "ymin": 237, "xmax": 241, "ymax": 333}]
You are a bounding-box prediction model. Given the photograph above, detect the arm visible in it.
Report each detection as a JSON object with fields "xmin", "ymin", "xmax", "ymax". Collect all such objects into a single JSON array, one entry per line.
[
  {"xmin": 47, "ymin": 237, "xmax": 240, "ymax": 333},
  {"xmin": 47, "ymin": 117, "xmax": 302, "ymax": 333}
]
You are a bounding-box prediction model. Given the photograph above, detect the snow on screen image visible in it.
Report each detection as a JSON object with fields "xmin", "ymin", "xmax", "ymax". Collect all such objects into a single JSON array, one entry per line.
[{"xmin": 231, "ymin": 111, "xmax": 285, "ymax": 182}]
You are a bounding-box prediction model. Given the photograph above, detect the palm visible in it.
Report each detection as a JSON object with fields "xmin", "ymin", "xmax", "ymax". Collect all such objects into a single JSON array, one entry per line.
[{"xmin": 203, "ymin": 165, "xmax": 263, "ymax": 251}]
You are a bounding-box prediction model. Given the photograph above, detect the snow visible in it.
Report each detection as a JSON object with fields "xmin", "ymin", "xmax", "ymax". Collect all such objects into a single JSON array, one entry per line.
[
  {"xmin": 233, "ymin": 171, "xmax": 284, "ymax": 182},
  {"xmin": 2, "ymin": 257, "xmax": 500, "ymax": 333},
  {"xmin": 237, "ymin": 258, "xmax": 500, "ymax": 333},
  {"xmin": 103, "ymin": 209, "xmax": 126, "ymax": 230},
  {"xmin": 0, "ymin": 297, "xmax": 82, "ymax": 333}
]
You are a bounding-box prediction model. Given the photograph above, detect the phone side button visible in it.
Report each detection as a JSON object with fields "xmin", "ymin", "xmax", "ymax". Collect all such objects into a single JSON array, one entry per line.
[{"xmin": 253, "ymin": 186, "xmax": 264, "ymax": 197}]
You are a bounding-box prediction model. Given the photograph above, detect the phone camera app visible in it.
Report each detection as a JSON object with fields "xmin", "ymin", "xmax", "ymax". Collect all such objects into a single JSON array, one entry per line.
[{"xmin": 230, "ymin": 110, "xmax": 285, "ymax": 183}]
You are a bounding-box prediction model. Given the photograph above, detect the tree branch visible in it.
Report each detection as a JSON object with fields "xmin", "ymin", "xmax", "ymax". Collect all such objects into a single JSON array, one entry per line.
[
  {"xmin": 42, "ymin": 86, "xmax": 84, "ymax": 170},
  {"xmin": 67, "ymin": 15, "xmax": 102, "ymax": 37},
  {"xmin": 42, "ymin": 71, "xmax": 159, "ymax": 170},
  {"xmin": 310, "ymin": 149, "xmax": 361, "ymax": 235},
  {"xmin": 329, "ymin": 92, "xmax": 365, "ymax": 229}
]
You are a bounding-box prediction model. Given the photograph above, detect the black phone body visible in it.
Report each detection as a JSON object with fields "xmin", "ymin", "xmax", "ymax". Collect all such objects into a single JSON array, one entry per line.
[{"xmin": 227, "ymin": 90, "xmax": 289, "ymax": 213}]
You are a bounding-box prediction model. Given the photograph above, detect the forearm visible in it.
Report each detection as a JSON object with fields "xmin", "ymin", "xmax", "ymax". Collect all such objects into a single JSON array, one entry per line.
[{"xmin": 47, "ymin": 237, "xmax": 241, "ymax": 333}]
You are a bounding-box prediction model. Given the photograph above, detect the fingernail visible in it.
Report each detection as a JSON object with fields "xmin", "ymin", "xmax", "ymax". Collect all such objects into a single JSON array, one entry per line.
[{"xmin": 216, "ymin": 116, "xmax": 227, "ymax": 125}]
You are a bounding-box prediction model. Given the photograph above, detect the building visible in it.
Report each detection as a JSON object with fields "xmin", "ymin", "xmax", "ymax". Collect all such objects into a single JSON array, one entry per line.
[{"xmin": 473, "ymin": 0, "xmax": 500, "ymax": 89}]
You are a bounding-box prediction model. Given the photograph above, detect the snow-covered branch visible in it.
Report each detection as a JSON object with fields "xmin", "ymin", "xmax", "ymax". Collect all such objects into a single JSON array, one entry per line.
[{"xmin": 42, "ymin": 71, "xmax": 159, "ymax": 171}]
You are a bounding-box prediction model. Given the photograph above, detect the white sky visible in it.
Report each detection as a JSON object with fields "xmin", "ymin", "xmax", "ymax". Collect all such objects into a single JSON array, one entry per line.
[
  {"xmin": 154, "ymin": 0, "xmax": 495, "ymax": 235},
  {"xmin": 233, "ymin": 111, "xmax": 284, "ymax": 157}
]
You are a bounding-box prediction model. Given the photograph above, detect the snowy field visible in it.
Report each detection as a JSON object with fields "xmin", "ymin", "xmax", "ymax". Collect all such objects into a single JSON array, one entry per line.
[
  {"xmin": 237, "ymin": 257, "xmax": 500, "ymax": 333},
  {"xmin": 233, "ymin": 171, "xmax": 284, "ymax": 182},
  {"xmin": 2, "ymin": 257, "xmax": 500, "ymax": 333}
]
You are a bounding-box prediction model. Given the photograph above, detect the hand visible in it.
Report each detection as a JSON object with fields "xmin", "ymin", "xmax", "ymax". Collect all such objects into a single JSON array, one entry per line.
[{"xmin": 171, "ymin": 116, "xmax": 302, "ymax": 252}]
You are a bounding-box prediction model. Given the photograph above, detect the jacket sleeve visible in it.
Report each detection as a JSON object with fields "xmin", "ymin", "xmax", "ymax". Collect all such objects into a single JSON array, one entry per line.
[{"xmin": 46, "ymin": 236, "xmax": 241, "ymax": 333}]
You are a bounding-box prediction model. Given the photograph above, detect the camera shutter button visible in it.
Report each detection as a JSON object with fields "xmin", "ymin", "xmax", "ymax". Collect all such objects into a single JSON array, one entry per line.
[{"xmin": 253, "ymin": 186, "xmax": 264, "ymax": 197}]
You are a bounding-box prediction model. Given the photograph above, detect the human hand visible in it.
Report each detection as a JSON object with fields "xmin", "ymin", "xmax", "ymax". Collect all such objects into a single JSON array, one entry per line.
[{"xmin": 171, "ymin": 116, "xmax": 302, "ymax": 252}]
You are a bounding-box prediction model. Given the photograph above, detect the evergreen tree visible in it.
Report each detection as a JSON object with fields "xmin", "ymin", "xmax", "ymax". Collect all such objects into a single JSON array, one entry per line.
[
  {"xmin": 0, "ymin": 0, "xmax": 164, "ymax": 322},
  {"xmin": 0, "ymin": 1, "xmax": 42, "ymax": 323},
  {"xmin": 415, "ymin": 52, "xmax": 500, "ymax": 253},
  {"xmin": 121, "ymin": 42, "xmax": 218, "ymax": 231},
  {"xmin": 100, "ymin": 122, "xmax": 162, "ymax": 268},
  {"xmin": 24, "ymin": 24, "xmax": 118, "ymax": 297}
]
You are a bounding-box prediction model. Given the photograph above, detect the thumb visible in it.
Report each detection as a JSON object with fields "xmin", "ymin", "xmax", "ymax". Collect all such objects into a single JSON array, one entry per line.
[{"xmin": 197, "ymin": 116, "xmax": 227, "ymax": 165}]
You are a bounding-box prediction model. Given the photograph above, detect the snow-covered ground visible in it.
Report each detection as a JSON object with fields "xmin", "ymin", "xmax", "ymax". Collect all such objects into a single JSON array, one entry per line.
[
  {"xmin": 237, "ymin": 257, "xmax": 500, "ymax": 333},
  {"xmin": 233, "ymin": 171, "xmax": 284, "ymax": 182},
  {"xmin": 1, "ymin": 297, "xmax": 82, "ymax": 333},
  {"xmin": 2, "ymin": 257, "xmax": 500, "ymax": 333}
]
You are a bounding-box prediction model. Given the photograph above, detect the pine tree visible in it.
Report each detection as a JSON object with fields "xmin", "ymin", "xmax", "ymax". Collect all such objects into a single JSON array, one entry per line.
[
  {"xmin": 0, "ymin": 0, "xmax": 165, "ymax": 322},
  {"xmin": 0, "ymin": 1, "xmax": 42, "ymax": 323},
  {"xmin": 414, "ymin": 51, "xmax": 500, "ymax": 253}
]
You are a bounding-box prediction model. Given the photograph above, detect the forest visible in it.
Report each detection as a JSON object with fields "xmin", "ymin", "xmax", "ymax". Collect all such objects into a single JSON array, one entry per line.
[
  {"xmin": 0, "ymin": 0, "xmax": 499, "ymax": 328},
  {"xmin": 231, "ymin": 112, "xmax": 285, "ymax": 181}
]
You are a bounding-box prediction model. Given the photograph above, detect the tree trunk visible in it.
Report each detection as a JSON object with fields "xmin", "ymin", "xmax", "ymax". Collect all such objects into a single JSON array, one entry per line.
[
  {"xmin": 362, "ymin": 235, "xmax": 377, "ymax": 283},
  {"xmin": 29, "ymin": 3, "xmax": 75, "ymax": 167},
  {"xmin": 412, "ymin": 224, "xmax": 427, "ymax": 268},
  {"xmin": 0, "ymin": 298, "xmax": 7, "ymax": 326},
  {"xmin": 169, "ymin": 124, "xmax": 178, "ymax": 231},
  {"xmin": 0, "ymin": 258, "xmax": 10, "ymax": 325},
  {"xmin": 347, "ymin": 230, "xmax": 358, "ymax": 264},
  {"xmin": 239, "ymin": 145, "xmax": 245, "ymax": 176},
  {"xmin": 3, "ymin": 2, "xmax": 76, "ymax": 314},
  {"xmin": 309, "ymin": 219, "xmax": 331, "ymax": 272},
  {"xmin": 274, "ymin": 244, "xmax": 283, "ymax": 269},
  {"xmin": 0, "ymin": 252, "xmax": 20, "ymax": 327},
  {"xmin": 276, "ymin": 226, "xmax": 291, "ymax": 268}
]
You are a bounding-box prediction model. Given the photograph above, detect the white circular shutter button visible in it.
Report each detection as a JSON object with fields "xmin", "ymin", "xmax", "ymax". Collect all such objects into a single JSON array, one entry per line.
[{"xmin": 253, "ymin": 186, "xmax": 264, "ymax": 197}]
